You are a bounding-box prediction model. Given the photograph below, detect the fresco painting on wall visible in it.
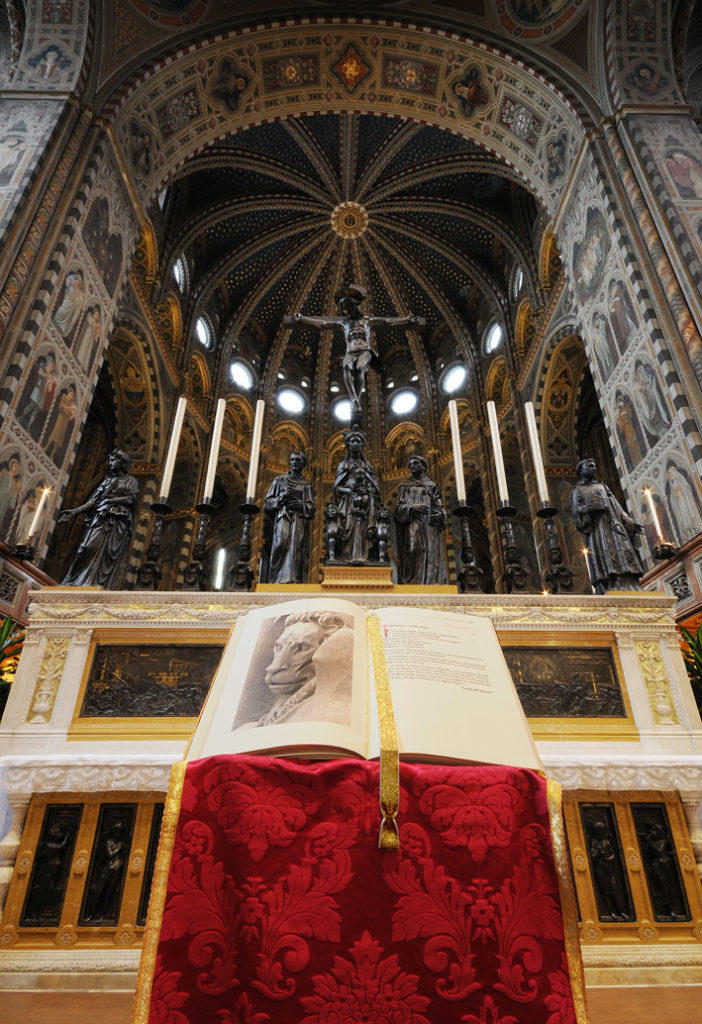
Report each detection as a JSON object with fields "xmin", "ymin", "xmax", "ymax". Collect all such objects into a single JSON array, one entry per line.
[
  {"xmin": 543, "ymin": 130, "xmax": 569, "ymax": 185},
  {"xmin": 43, "ymin": 383, "xmax": 78, "ymax": 465},
  {"xmin": 18, "ymin": 350, "xmax": 57, "ymax": 441},
  {"xmin": 607, "ymin": 278, "xmax": 638, "ymax": 348},
  {"xmin": 53, "ymin": 269, "xmax": 85, "ymax": 341},
  {"xmin": 73, "ymin": 305, "xmax": 102, "ymax": 373},
  {"xmin": 26, "ymin": 44, "xmax": 73, "ymax": 82},
  {"xmin": 614, "ymin": 391, "xmax": 645, "ymax": 471},
  {"xmin": 664, "ymin": 462, "xmax": 702, "ymax": 544},
  {"xmin": 82, "ymin": 196, "xmax": 124, "ymax": 298},
  {"xmin": 591, "ymin": 311, "xmax": 618, "ymax": 377},
  {"xmin": 633, "ymin": 360, "xmax": 671, "ymax": 446},
  {"xmin": 664, "ymin": 146, "xmax": 702, "ymax": 200},
  {"xmin": 42, "ymin": 1, "xmax": 75, "ymax": 24},
  {"xmin": 571, "ymin": 207, "xmax": 611, "ymax": 301},
  {"xmin": 0, "ymin": 451, "xmax": 25, "ymax": 539},
  {"xmin": 625, "ymin": 61, "xmax": 669, "ymax": 99},
  {"xmin": 0, "ymin": 132, "xmax": 28, "ymax": 187}
]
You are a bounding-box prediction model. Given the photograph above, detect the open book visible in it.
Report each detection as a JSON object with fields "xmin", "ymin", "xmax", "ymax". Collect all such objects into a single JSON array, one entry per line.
[{"xmin": 187, "ymin": 597, "xmax": 542, "ymax": 771}]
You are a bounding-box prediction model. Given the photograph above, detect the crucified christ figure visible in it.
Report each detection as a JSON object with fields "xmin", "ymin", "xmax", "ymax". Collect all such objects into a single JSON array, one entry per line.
[{"xmin": 284, "ymin": 284, "xmax": 424, "ymax": 415}]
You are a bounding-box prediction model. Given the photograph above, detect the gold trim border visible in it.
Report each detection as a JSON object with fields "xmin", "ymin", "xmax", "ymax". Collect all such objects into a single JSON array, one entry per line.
[
  {"xmin": 368, "ymin": 613, "xmax": 400, "ymax": 851},
  {"xmin": 548, "ymin": 778, "xmax": 591, "ymax": 1024},
  {"xmin": 133, "ymin": 761, "xmax": 187, "ymax": 1024}
]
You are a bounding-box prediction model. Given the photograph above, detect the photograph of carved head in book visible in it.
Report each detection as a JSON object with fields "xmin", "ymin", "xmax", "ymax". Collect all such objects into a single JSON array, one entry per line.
[
  {"xmin": 502, "ymin": 646, "xmax": 626, "ymax": 719},
  {"xmin": 78, "ymin": 643, "xmax": 224, "ymax": 718},
  {"xmin": 232, "ymin": 610, "xmax": 355, "ymax": 730}
]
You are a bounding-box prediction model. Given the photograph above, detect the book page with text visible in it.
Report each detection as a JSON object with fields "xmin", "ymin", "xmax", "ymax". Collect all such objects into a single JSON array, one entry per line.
[{"xmin": 371, "ymin": 606, "xmax": 541, "ymax": 769}]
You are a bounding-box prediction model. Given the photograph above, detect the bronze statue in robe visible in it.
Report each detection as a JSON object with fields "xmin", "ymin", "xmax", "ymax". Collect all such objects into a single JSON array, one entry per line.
[
  {"xmin": 260, "ymin": 450, "xmax": 315, "ymax": 584},
  {"xmin": 394, "ymin": 455, "xmax": 448, "ymax": 585},
  {"xmin": 570, "ymin": 457, "xmax": 643, "ymax": 593},
  {"xmin": 59, "ymin": 449, "xmax": 139, "ymax": 589}
]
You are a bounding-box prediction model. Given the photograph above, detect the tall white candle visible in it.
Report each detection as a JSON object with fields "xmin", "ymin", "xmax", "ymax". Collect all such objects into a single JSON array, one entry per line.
[
  {"xmin": 26, "ymin": 487, "xmax": 50, "ymax": 543},
  {"xmin": 524, "ymin": 401, "xmax": 550, "ymax": 505},
  {"xmin": 246, "ymin": 399, "xmax": 266, "ymax": 502},
  {"xmin": 203, "ymin": 398, "xmax": 226, "ymax": 501},
  {"xmin": 160, "ymin": 395, "xmax": 186, "ymax": 501},
  {"xmin": 486, "ymin": 400, "xmax": 509, "ymax": 503},
  {"xmin": 448, "ymin": 399, "xmax": 467, "ymax": 502},
  {"xmin": 644, "ymin": 487, "xmax": 664, "ymax": 541}
]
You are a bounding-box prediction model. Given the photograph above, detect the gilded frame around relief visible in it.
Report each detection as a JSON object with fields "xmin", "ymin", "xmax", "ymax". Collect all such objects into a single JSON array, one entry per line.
[
  {"xmin": 69, "ymin": 629, "xmax": 228, "ymax": 740},
  {"xmin": 562, "ymin": 789, "xmax": 702, "ymax": 945},
  {"xmin": 0, "ymin": 791, "xmax": 164, "ymax": 951},
  {"xmin": 497, "ymin": 630, "xmax": 638, "ymax": 741}
]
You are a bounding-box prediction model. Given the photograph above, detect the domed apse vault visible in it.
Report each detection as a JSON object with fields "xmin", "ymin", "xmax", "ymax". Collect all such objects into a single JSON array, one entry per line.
[{"xmin": 163, "ymin": 112, "xmax": 539, "ymax": 421}]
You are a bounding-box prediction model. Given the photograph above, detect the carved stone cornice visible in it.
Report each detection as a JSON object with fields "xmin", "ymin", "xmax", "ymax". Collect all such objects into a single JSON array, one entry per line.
[{"xmin": 2, "ymin": 758, "xmax": 176, "ymax": 797}]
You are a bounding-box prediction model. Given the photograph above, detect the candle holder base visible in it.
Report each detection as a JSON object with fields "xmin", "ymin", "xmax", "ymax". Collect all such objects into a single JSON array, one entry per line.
[
  {"xmin": 654, "ymin": 540, "xmax": 677, "ymax": 560},
  {"xmin": 495, "ymin": 502, "xmax": 528, "ymax": 593},
  {"xmin": 536, "ymin": 504, "xmax": 573, "ymax": 594},
  {"xmin": 230, "ymin": 501, "xmax": 260, "ymax": 592},
  {"xmin": 12, "ymin": 543, "xmax": 35, "ymax": 563},
  {"xmin": 182, "ymin": 500, "xmax": 217, "ymax": 591},
  {"xmin": 136, "ymin": 500, "xmax": 173, "ymax": 590},
  {"xmin": 453, "ymin": 504, "xmax": 482, "ymax": 592}
]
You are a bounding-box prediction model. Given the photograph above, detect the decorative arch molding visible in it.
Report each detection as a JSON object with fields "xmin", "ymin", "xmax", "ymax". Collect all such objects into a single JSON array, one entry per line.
[
  {"xmin": 222, "ymin": 395, "xmax": 255, "ymax": 451},
  {"xmin": 110, "ymin": 21, "xmax": 586, "ymax": 222},
  {"xmin": 384, "ymin": 421, "xmax": 426, "ymax": 474},
  {"xmin": 266, "ymin": 420, "xmax": 310, "ymax": 474},
  {"xmin": 539, "ymin": 332, "xmax": 588, "ymax": 467},
  {"xmin": 106, "ymin": 324, "xmax": 158, "ymax": 463},
  {"xmin": 489, "ymin": 359, "xmax": 511, "ymax": 410}
]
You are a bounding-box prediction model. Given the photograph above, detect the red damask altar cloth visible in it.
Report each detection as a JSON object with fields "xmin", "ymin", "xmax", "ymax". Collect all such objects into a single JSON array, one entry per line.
[{"xmin": 134, "ymin": 756, "xmax": 588, "ymax": 1024}]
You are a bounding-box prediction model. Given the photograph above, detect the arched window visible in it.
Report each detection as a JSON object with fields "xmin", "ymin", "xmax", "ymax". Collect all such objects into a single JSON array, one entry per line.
[{"xmin": 485, "ymin": 322, "xmax": 503, "ymax": 354}]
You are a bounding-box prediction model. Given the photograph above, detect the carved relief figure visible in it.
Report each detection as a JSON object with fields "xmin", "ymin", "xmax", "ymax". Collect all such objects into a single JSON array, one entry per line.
[
  {"xmin": 83, "ymin": 822, "xmax": 128, "ymax": 923},
  {"xmin": 260, "ymin": 450, "xmax": 315, "ymax": 585},
  {"xmin": 607, "ymin": 279, "xmax": 637, "ymax": 347},
  {"xmin": 59, "ymin": 449, "xmax": 139, "ymax": 588},
  {"xmin": 570, "ymin": 458, "xmax": 644, "ymax": 593},
  {"xmin": 394, "ymin": 455, "xmax": 448, "ymax": 585}
]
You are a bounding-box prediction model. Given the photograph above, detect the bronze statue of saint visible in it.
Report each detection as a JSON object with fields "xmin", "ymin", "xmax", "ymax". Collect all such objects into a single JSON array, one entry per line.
[
  {"xmin": 394, "ymin": 455, "xmax": 448, "ymax": 585},
  {"xmin": 260, "ymin": 450, "xmax": 315, "ymax": 584},
  {"xmin": 285, "ymin": 284, "xmax": 424, "ymax": 414},
  {"xmin": 570, "ymin": 457, "xmax": 644, "ymax": 593},
  {"xmin": 58, "ymin": 449, "xmax": 139, "ymax": 589}
]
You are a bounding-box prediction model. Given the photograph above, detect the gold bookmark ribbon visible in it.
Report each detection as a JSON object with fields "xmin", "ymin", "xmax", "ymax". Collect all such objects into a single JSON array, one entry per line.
[{"xmin": 368, "ymin": 613, "xmax": 400, "ymax": 851}]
